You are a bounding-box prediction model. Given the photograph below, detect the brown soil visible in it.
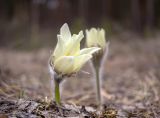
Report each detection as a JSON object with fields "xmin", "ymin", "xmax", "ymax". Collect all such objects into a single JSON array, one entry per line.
[{"xmin": 0, "ymin": 33, "xmax": 160, "ymax": 117}]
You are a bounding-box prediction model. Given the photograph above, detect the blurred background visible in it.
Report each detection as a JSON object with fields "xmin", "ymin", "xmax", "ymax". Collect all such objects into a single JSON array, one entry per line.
[
  {"xmin": 0, "ymin": 0, "xmax": 160, "ymax": 106},
  {"xmin": 0, "ymin": 0, "xmax": 160, "ymax": 48}
]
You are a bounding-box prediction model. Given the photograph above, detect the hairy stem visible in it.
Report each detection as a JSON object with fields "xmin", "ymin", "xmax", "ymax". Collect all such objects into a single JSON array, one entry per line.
[
  {"xmin": 54, "ymin": 79, "xmax": 61, "ymax": 105},
  {"xmin": 95, "ymin": 65, "xmax": 101, "ymax": 106}
]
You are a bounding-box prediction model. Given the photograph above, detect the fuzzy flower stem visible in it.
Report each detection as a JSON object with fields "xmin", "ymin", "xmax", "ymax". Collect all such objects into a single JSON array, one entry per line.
[
  {"xmin": 92, "ymin": 50, "xmax": 103, "ymax": 107},
  {"xmin": 95, "ymin": 65, "xmax": 101, "ymax": 106},
  {"xmin": 53, "ymin": 73, "xmax": 63, "ymax": 105},
  {"xmin": 54, "ymin": 79, "xmax": 61, "ymax": 105}
]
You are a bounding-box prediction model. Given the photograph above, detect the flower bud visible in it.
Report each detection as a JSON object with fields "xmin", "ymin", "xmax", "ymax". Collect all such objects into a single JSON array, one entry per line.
[{"xmin": 86, "ymin": 28, "xmax": 106, "ymax": 49}]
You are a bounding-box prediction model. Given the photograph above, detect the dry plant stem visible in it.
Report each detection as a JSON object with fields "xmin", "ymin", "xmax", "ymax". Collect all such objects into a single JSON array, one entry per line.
[{"xmin": 54, "ymin": 79, "xmax": 61, "ymax": 105}]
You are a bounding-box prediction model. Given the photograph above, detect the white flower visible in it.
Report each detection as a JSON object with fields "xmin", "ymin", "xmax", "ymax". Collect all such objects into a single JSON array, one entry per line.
[
  {"xmin": 50, "ymin": 23, "xmax": 100, "ymax": 75},
  {"xmin": 86, "ymin": 28, "xmax": 106, "ymax": 49}
]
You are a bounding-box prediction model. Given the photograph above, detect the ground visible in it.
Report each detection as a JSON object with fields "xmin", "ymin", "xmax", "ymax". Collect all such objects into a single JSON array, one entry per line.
[{"xmin": 0, "ymin": 33, "xmax": 160, "ymax": 117}]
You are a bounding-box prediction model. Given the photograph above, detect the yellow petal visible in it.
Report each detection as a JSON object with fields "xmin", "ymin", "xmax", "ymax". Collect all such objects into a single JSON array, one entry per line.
[
  {"xmin": 86, "ymin": 28, "xmax": 97, "ymax": 47},
  {"xmin": 79, "ymin": 47, "xmax": 100, "ymax": 55},
  {"xmin": 53, "ymin": 35, "xmax": 65, "ymax": 60},
  {"xmin": 54, "ymin": 56, "xmax": 74, "ymax": 74},
  {"xmin": 64, "ymin": 31, "xmax": 84, "ymax": 56},
  {"xmin": 60, "ymin": 23, "xmax": 71, "ymax": 40},
  {"xmin": 98, "ymin": 29, "xmax": 106, "ymax": 48},
  {"xmin": 73, "ymin": 54, "xmax": 92, "ymax": 72},
  {"xmin": 72, "ymin": 30, "xmax": 84, "ymax": 42}
]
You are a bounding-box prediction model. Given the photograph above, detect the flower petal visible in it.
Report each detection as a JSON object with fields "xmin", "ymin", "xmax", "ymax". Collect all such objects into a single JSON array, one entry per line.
[
  {"xmin": 73, "ymin": 54, "xmax": 92, "ymax": 72},
  {"xmin": 79, "ymin": 47, "xmax": 100, "ymax": 55},
  {"xmin": 98, "ymin": 29, "xmax": 106, "ymax": 48},
  {"xmin": 64, "ymin": 30, "xmax": 84, "ymax": 56},
  {"xmin": 72, "ymin": 30, "xmax": 84, "ymax": 42},
  {"xmin": 60, "ymin": 23, "xmax": 71, "ymax": 40},
  {"xmin": 53, "ymin": 35, "xmax": 65, "ymax": 60},
  {"xmin": 86, "ymin": 28, "xmax": 97, "ymax": 47},
  {"xmin": 54, "ymin": 56, "xmax": 74, "ymax": 74}
]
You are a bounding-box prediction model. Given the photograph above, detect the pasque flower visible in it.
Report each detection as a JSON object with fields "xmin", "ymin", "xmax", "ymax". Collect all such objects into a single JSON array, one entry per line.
[
  {"xmin": 86, "ymin": 28, "xmax": 109, "ymax": 107},
  {"xmin": 49, "ymin": 23, "xmax": 100, "ymax": 105},
  {"xmin": 50, "ymin": 23, "xmax": 100, "ymax": 75}
]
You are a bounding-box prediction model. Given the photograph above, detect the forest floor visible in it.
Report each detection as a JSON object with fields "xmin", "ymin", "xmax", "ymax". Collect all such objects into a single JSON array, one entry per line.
[{"xmin": 0, "ymin": 33, "xmax": 160, "ymax": 117}]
